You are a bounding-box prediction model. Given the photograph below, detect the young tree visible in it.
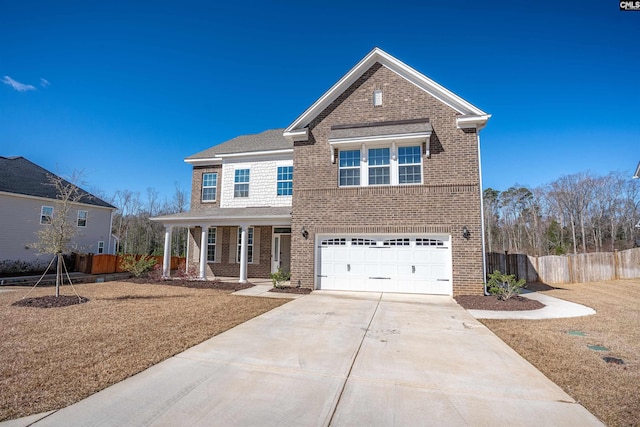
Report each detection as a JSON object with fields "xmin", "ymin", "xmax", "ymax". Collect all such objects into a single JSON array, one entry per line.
[{"xmin": 31, "ymin": 172, "xmax": 85, "ymax": 297}]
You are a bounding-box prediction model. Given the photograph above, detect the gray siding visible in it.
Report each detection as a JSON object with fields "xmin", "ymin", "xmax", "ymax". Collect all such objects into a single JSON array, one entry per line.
[{"xmin": 0, "ymin": 193, "xmax": 115, "ymax": 264}]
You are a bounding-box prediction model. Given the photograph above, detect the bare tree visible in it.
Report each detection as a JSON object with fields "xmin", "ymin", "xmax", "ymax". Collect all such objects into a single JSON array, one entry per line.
[{"xmin": 31, "ymin": 172, "xmax": 85, "ymax": 297}]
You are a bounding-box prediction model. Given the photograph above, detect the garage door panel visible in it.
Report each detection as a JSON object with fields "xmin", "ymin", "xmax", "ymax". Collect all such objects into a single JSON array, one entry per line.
[{"xmin": 318, "ymin": 235, "xmax": 452, "ymax": 295}]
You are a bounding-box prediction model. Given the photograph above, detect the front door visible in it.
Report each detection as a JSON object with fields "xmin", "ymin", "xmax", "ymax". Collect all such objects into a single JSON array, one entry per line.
[{"xmin": 272, "ymin": 229, "xmax": 292, "ymax": 274}]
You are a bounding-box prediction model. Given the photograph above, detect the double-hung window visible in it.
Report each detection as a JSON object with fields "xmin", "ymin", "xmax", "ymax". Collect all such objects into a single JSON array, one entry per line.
[
  {"xmin": 368, "ymin": 148, "xmax": 390, "ymax": 185},
  {"xmin": 236, "ymin": 227, "xmax": 253, "ymax": 263},
  {"xmin": 77, "ymin": 210, "xmax": 88, "ymax": 227},
  {"xmin": 339, "ymin": 150, "xmax": 360, "ymax": 186},
  {"xmin": 398, "ymin": 146, "xmax": 422, "ymax": 184},
  {"xmin": 277, "ymin": 166, "xmax": 293, "ymax": 196},
  {"xmin": 202, "ymin": 172, "xmax": 217, "ymax": 201},
  {"xmin": 234, "ymin": 169, "xmax": 250, "ymax": 197},
  {"xmin": 40, "ymin": 206, "xmax": 53, "ymax": 224},
  {"xmin": 207, "ymin": 227, "xmax": 216, "ymax": 262},
  {"xmin": 97, "ymin": 241, "xmax": 105, "ymax": 254},
  {"xmin": 337, "ymin": 144, "xmax": 422, "ymax": 187}
]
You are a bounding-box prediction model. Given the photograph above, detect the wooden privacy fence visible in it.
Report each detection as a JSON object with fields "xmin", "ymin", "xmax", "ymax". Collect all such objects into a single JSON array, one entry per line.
[
  {"xmin": 74, "ymin": 254, "xmax": 185, "ymax": 275},
  {"xmin": 487, "ymin": 248, "xmax": 640, "ymax": 285}
]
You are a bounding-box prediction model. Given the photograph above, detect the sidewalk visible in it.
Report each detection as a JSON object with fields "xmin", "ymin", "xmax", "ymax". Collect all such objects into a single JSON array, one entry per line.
[{"xmin": 465, "ymin": 290, "xmax": 597, "ymax": 320}]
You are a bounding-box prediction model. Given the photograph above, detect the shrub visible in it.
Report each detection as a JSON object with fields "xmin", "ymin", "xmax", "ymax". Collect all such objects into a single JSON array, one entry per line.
[
  {"xmin": 486, "ymin": 270, "xmax": 526, "ymax": 301},
  {"xmin": 175, "ymin": 262, "xmax": 199, "ymax": 280},
  {"xmin": 269, "ymin": 268, "xmax": 291, "ymax": 288},
  {"xmin": 147, "ymin": 263, "xmax": 164, "ymax": 282},
  {"xmin": 120, "ymin": 255, "xmax": 157, "ymax": 277}
]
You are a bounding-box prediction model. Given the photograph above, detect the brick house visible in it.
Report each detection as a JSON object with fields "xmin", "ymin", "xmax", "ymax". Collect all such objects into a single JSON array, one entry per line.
[{"xmin": 152, "ymin": 48, "xmax": 490, "ymax": 296}]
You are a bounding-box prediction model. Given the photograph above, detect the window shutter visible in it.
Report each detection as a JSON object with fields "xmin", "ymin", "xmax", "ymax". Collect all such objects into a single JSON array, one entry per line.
[
  {"xmin": 253, "ymin": 227, "xmax": 261, "ymax": 265},
  {"xmin": 214, "ymin": 228, "xmax": 221, "ymax": 263},
  {"xmin": 229, "ymin": 227, "xmax": 237, "ymax": 263}
]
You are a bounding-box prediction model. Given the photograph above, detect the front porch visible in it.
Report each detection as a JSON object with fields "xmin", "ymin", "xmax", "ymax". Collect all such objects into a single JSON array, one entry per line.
[{"xmin": 151, "ymin": 207, "xmax": 291, "ymax": 283}]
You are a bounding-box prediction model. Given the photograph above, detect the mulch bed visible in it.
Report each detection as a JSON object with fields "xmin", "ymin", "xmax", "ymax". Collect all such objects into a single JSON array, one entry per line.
[
  {"xmin": 455, "ymin": 294, "xmax": 544, "ymax": 311},
  {"xmin": 269, "ymin": 286, "xmax": 312, "ymax": 294},
  {"xmin": 12, "ymin": 295, "xmax": 89, "ymax": 309},
  {"xmin": 125, "ymin": 277, "xmax": 254, "ymax": 292}
]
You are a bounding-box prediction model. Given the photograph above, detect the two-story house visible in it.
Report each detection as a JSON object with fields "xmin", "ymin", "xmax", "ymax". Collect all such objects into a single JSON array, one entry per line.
[
  {"xmin": 0, "ymin": 156, "xmax": 117, "ymax": 268},
  {"xmin": 152, "ymin": 48, "xmax": 490, "ymax": 296}
]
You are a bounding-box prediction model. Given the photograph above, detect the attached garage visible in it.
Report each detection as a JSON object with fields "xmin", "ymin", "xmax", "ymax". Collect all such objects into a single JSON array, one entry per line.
[{"xmin": 316, "ymin": 235, "xmax": 452, "ymax": 295}]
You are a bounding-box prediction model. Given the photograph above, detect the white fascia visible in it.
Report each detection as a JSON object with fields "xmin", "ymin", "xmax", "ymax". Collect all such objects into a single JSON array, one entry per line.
[
  {"xmin": 328, "ymin": 132, "xmax": 431, "ymax": 147},
  {"xmin": 184, "ymin": 157, "xmax": 223, "ymax": 166},
  {"xmin": 283, "ymin": 129, "xmax": 308, "ymax": 142},
  {"xmin": 215, "ymin": 149, "xmax": 293, "ymax": 159},
  {"xmin": 456, "ymin": 114, "xmax": 492, "ymax": 131},
  {"xmin": 150, "ymin": 215, "xmax": 292, "ymax": 228}
]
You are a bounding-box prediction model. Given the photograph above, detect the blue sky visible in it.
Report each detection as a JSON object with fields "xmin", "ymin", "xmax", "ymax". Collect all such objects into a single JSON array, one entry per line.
[{"xmin": 1, "ymin": 0, "xmax": 638, "ymax": 206}]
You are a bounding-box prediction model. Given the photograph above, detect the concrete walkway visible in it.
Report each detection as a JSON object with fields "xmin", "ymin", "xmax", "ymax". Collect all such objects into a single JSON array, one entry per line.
[
  {"xmin": 466, "ymin": 290, "xmax": 597, "ymax": 320},
  {"xmin": 3, "ymin": 291, "xmax": 603, "ymax": 426}
]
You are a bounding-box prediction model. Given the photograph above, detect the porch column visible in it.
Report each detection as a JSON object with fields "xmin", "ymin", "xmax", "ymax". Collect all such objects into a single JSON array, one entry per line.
[
  {"xmin": 162, "ymin": 226, "xmax": 173, "ymax": 278},
  {"xmin": 239, "ymin": 224, "xmax": 248, "ymax": 283},
  {"xmin": 199, "ymin": 226, "xmax": 208, "ymax": 280}
]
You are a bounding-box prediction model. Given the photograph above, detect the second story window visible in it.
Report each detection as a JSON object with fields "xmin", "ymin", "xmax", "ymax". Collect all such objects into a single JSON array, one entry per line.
[
  {"xmin": 40, "ymin": 206, "xmax": 53, "ymax": 224},
  {"xmin": 339, "ymin": 150, "xmax": 360, "ymax": 186},
  {"xmin": 234, "ymin": 169, "xmax": 250, "ymax": 198},
  {"xmin": 398, "ymin": 146, "xmax": 422, "ymax": 184},
  {"xmin": 77, "ymin": 210, "xmax": 88, "ymax": 227},
  {"xmin": 202, "ymin": 172, "xmax": 218, "ymax": 202},
  {"xmin": 277, "ymin": 166, "xmax": 293, "ymax": 196},
  {"xmin": 368, "ymin": 148, "xmax": 390, "ymax": 185}
]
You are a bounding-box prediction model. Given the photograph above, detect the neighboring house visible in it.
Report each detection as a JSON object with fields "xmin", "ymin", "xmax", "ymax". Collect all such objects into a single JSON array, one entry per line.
[
  {"xmin": 0, "ymin": 156, "xmax": 117, "ymax": 267},
  {"xmin": 634, "ymin": 161, "xmax": 640, "ymax": 179},
  {"xmin": 152, "ymin": 48, "xmax": 490, "ymax": 296}
]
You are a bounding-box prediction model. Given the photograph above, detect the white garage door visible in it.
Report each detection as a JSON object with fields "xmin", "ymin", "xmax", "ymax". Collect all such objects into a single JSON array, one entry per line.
[{"xmin": 317, "ymin": 235, "xmax": 452, "ymax": 295}]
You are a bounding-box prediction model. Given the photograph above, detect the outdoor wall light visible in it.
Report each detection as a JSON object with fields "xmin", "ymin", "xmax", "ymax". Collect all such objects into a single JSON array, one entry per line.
[
  {"xmin": 462, "ymin": 226, "xmax": 471, "ymax": 240},
  {"xmin": 301, "ymin": 226, "xmax": 309, "ymax": 240}
]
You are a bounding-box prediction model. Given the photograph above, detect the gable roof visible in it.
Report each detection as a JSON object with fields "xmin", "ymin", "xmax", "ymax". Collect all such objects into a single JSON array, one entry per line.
[
  {"xmin": 0, "ymin": 156, "xmax": 116, "ymax": 209},
  {"xmin": 284, "ymin": 47, "xmax": 490, "ymax": 140},
  {"xmin": 634, "ymin": 161, "xmax": 640, "ymax": 179},
  {"xmin": 185, "ymin": 129, "xmax": 291, "ymax": 164}
]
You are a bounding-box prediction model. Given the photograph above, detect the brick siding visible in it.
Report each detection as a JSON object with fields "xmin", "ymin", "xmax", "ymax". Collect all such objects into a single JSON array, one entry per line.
[{"xmin": 290, "ymin": 63, "xmax": 485, "ymax": 295}]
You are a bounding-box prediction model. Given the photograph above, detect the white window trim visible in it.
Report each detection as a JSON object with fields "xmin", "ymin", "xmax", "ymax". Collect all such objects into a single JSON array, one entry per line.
[
  {"xmin": 77, "ymin": 210, "xmax": 88, "ymax": 227},
  {"xmin": 202, "ymin": 172, "xmax": 218, "ymax": 202},
  {"xmin": 207, "ymin": 227, "xmax": 217, "ymax": 262},
  {"xmin": 276, "ymin": 166, "xmax": 293, "ymax": 196},
  {"xmin": 97, "ymin": 241, "xmax": 105, "ymax": 254},
  {"xmin": 339, "ymin": 149, "xmax": 361, "ymax": 187},
  {"xmin": 234, "ymin": 169, "xmax": 250, "ymax": 198},
  {"xmin": 236, "ymin": 226, "xmax": 254, "ymax": 264},
  {"xmin": 338, "ymin": 142, "xmax": 423, "ymax": 187},
  {"xmin": 40, "ymin": 206, "xmax": 53, "ymax": 225}
]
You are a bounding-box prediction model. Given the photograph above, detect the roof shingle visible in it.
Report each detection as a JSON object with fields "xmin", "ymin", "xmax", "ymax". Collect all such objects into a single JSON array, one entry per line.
[
  {"xmin": 0, "ymin": 156, "xmax": 116, "ymax": 209},
  {"xmin": 186, "ymin": 129, "xmax": 291, "ymax": 160}
]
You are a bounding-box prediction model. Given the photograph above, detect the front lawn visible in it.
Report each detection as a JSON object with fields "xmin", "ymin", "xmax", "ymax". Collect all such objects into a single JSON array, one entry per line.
[
  {"xmin": 0, "ymin": 281, "xmax": 288, "ymax": 421},
  {"xmin": 482, "ymin": 279, "xmax": 640, "ymax": 427}
]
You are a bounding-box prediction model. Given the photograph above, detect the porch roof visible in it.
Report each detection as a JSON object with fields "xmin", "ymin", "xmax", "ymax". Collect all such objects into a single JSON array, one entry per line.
[{"xmin": 150, "ymin": 206, "xmax": 291, "ymax": 227}]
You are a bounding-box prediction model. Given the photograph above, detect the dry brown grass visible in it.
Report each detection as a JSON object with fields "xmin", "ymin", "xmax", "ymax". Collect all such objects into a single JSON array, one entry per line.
[
  {"xmin": 482, "ymin": 279, "xmax": 640, "ymax": 427},
  {"xmin": 0, "ymin": 281, "xmax": 288, "ymax": 422}
]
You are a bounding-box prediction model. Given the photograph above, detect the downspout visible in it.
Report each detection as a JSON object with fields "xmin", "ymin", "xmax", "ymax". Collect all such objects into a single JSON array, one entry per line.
[{"xmin": 477, "ymin": 131, "xmax": 489, "ymax": 296}]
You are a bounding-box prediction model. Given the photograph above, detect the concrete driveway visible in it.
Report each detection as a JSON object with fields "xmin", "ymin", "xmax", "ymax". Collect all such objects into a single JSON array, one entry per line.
[{"xmin": 8, "ymin": 291, "xmax": 603, "ymax": 426}]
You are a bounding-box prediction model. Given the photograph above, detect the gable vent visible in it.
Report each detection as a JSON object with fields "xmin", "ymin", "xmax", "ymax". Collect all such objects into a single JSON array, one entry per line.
[{"xmin": 373, "ymin": 90, "xmax": 383, "ymax": 107}]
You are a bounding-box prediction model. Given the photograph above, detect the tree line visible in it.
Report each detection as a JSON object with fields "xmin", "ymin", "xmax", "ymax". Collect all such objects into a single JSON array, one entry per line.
[
  {"xmin": 484, "ymin": 171, "xmax": 640, "ymax": 256},
  {"xmin": 107, "ymin": 185, "xmax": 188, "ymax": 257}
]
